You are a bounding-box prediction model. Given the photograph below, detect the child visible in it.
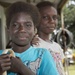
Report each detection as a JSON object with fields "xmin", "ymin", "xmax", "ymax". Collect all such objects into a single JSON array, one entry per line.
[
  {"xmin": 32, "ymin": 1, "xmax": 65, "ymax": 75},
  {"xmin": 0, "ymin": 1, "xmax": 59, "ymax": 75}
]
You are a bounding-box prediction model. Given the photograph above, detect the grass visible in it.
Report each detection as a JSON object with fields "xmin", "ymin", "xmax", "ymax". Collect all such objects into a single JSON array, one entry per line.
[
  {"xmin": 68, "ymin": 49, "xmax": 75, "ymax": 75},
  {"xmin": 68, "ymin": 64, "xmax": 75, "ymax": 75},
  {"xmin": 64, "ymin": 64, "xmax": 75, "ymax": 75},
  {"xmin": 64, "ymin": 49, "xmax": 75, "ymax": 75}
]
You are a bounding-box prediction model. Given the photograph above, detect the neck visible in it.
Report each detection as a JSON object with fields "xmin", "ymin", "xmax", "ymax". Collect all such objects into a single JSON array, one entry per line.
[
  {"xmin": 12, "ymin": 43, "xmax": 31, "ymax": 53},
  {"xmin": 38, "ymin": 31, "xmax": 50, "ymax": 42}
]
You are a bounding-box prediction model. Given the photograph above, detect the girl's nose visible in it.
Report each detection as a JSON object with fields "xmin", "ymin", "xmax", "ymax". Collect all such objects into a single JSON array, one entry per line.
[{"xmin": 49, "ymin": 16, "xmax": 55, "ymax": 23}]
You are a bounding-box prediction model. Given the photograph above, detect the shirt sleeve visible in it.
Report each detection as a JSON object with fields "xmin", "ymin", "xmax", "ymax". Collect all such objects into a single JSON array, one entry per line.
[{"xmin": 38, "ymin": 49, "xmax": 59, "ymax": 75}]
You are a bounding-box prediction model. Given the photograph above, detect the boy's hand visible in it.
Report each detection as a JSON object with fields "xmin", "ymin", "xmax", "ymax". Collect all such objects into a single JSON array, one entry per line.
[
  {"xmin": 9, "ymin": 56, "xmax": 23, "ymax": 73},
  {"xmin": 0, "ymin": 54, "xmax": 11, "ymax": 74},
  {"xmin": 10, "ymin": 57, "xmax": 35, "ymax": 75}
]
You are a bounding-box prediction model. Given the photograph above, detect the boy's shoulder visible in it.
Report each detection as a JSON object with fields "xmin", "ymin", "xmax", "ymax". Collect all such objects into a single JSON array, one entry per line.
[
  {"xmin": 32, "ymin": 46, "xmax": 48, "ymax": 52},
  {"xmin": 32, "ymin": 46, "xmax": 50, "ymax": 56},
  {"xmin": 0, "ymin": 50, "xmax": 3, "ymax": 55}
]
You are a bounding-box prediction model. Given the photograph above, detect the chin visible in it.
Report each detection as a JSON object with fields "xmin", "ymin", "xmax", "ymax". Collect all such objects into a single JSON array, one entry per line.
[
  {"xmin": 17, "ymin": 43, "xmax": 28, "ymax": 47},
  {"xmin": 15, "ymin": 41, "xmax": 28, "ymax": 46},
  {"xmin": 46, "ymin": 31, "xmax": 53, "ymax": 34}
]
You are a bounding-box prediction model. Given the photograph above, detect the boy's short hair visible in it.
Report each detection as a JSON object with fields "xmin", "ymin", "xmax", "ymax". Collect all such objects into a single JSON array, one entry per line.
[
  {"xmin": 36, "ymin": 1, "xmax": 57, "ymax": 11},
  {"xmin": 5, "ymin": 1, "xmax": 40, "ymax": 29}
]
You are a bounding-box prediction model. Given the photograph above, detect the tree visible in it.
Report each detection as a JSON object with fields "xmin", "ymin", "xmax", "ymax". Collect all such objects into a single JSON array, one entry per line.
[{"xmin": 62, "ymin": 0, "xmax": 75, "ymax": 47}]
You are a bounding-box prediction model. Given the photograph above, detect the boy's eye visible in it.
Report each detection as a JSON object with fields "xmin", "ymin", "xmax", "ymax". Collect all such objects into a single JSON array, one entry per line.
[
  {"xmin": 25, "ymin": 23, "xmax": 32, "ymax": 27},
  {"xmin": 12, "ymin": 23, "xmax": 20, "ymax": 29}
]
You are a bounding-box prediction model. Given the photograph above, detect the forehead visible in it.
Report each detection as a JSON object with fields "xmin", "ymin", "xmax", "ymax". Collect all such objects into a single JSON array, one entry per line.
[
  {"xmin": 40, "ymin": 6, "xmax": 57, "ymax": 15},
  {"xmin": 11, "ymin": 12, "xmax": 32, "ymax": 22}
]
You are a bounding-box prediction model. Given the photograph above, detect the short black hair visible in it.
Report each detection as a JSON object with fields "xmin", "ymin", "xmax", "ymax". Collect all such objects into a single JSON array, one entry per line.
[
  {"xmin": 36, "ymin": 1, "xmax": 57, "ymax": 11},
  {"xmin": 36, "ymin": 1, "xmax": 57, "ymax": 33},
  {"xmin": 5, "ymin": 1, "xmax": 40, "ymax": 29}
]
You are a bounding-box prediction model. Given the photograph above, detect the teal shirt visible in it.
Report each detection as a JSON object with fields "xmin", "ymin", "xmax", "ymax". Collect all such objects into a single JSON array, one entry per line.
[{"xmin": 0, "ymin": 46, "xmax": 59, "ymax": 75}]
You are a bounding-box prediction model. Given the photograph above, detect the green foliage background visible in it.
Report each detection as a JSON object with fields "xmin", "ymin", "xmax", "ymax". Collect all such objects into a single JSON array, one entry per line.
[{"xmin": 58, "ymin": 0, "xmax": 75, "ymax": 47}]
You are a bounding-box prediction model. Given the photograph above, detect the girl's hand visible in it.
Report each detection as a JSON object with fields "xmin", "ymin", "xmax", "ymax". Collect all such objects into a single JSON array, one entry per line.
[{"xmin": 31, "ymin": 35, "xmax": 39, "ymax": 46}]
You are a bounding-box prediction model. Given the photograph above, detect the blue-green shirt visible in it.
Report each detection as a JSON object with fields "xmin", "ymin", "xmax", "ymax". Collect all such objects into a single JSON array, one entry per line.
[{"xmin": 0, "ymin": 46, "xmax": 59, "ymax": 75}]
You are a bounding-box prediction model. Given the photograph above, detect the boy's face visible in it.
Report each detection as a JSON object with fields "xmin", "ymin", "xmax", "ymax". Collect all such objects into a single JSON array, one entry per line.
[
  {"xmin": 39, "ymin": 6, "xmax": 58, "ymax": 34},
  {"xmin": 8, "ymin": 12, "xmax": 35, "ymax": 46}
]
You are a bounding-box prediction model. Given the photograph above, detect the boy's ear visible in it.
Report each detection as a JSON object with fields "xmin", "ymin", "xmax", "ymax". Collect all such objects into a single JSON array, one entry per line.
[
  {"xmin": 7, "ymin": 29, "xmax": 11, "ymax": 36},
  {"xmin": 34, "ymin": 27, "xmax": 37, "ymax": 35},
  {"xmin": 7, "ymin": 29, "xmax": 9, "ymax": 33}
]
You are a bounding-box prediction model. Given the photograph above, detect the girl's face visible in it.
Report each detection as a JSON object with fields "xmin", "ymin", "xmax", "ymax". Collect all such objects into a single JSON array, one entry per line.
[{"xmin": 39, "ymin": 6, "xmax": 58, "ymax": 34}]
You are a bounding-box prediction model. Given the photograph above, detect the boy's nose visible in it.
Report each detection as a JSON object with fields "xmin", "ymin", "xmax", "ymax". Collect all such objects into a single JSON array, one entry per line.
[{"xmin": 19, "ymin": 25, "xmax": 26, "ymax": 32}]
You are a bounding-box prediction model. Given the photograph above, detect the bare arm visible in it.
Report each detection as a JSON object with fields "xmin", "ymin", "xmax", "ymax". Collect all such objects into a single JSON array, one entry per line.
[{"xmin": 10, "ymin": 57, "xmax": 35, "ymax": 75}]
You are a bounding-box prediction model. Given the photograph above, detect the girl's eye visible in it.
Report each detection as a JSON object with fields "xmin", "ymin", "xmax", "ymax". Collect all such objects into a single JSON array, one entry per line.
[
  {"xmin": 53, "ymin": 16, "xmax": 58, "ymax": 20},
  {"xmin": 42, "ymin": 16, "xmax": 49, "ymax": 20},
  {"xmin": 42, "ymin": 15, "xmax": 58, "ymax": 21}
]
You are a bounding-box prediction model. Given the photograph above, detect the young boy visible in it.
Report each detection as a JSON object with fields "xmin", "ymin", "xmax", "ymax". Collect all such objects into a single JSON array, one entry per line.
[{"xmin": 0, "ymin": 1, "xmax": 59, "ymax": 75}]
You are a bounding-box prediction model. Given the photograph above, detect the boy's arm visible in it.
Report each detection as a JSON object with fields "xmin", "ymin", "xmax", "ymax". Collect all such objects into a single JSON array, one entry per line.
[{"xmin": 10, "ymin": 57, "xmax": 35, "ymax": 75}]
